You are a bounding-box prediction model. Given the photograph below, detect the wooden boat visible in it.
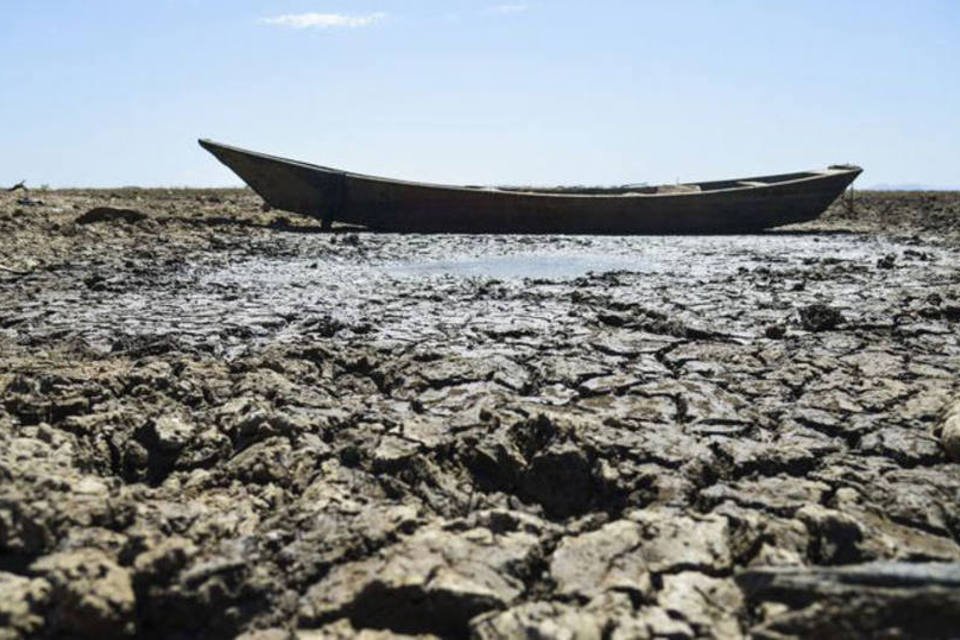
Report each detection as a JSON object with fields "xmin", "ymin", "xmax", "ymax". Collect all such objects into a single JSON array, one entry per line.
[{"xmin": 199, "ymin": 139, "xmax": 861, "ymax": 234}]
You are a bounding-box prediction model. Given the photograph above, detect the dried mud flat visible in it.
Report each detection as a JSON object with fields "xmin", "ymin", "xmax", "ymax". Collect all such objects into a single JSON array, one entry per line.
[{"xmin": 1, "ymin": 188, "xmax": 959, "ymax": 639}]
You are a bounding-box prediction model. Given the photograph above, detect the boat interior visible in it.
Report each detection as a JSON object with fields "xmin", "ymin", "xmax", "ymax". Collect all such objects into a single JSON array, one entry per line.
[{"xmin": 485, "ymin": 169, "xmax": 841, "ymax": 195}]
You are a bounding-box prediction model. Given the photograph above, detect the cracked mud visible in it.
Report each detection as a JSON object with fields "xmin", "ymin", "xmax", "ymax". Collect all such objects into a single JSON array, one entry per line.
[{"xmin": 1, "ymin": 189, "xmax": 959, "ymax": 638}]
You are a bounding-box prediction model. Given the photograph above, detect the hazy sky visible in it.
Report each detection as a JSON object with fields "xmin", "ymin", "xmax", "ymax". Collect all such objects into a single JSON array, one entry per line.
[{"xmin": 1, "ymin": 1, "xmax": 957, "ymax": 188}]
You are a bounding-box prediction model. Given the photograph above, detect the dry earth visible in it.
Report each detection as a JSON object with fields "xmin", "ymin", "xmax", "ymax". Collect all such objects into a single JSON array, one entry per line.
[{"xmin": 1, "ymin": 188, "xmax": 959, "ymax": 639}]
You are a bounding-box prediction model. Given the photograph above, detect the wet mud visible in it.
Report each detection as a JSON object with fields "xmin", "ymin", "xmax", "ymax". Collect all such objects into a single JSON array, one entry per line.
[{"xmin": 1, "ymin": 188, "xmax": 960, "ymax": 638}]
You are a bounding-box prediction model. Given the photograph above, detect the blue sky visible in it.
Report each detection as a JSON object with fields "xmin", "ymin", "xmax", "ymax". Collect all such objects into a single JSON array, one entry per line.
[{"xmin": 1, "ymin": 1, "xmax": 957, "ymax": 188}]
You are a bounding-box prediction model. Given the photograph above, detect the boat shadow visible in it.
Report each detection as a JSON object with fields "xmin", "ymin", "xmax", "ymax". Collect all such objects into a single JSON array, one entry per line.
[
  {"xmin": 172, "ymin": 215, "xmax": 365, "ymax": 234},
  {"xmin": 759, "ymin": 228, "xmax": 864, "ymax": 237},
  {"xmin": 171, "ymin": 215, "xmax": 866, "ymax": 238}
]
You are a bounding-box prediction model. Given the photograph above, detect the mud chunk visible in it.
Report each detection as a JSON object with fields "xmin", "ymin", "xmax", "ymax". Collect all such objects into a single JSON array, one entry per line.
[
  {"xmin": 615, "ymin": 607, "xmax": 696, "ymax": 639},
  {"xmin": 225, "ymin": 436, "xmax": 295, "ymax": 485},
  {"xmin": 550, "ymin": 510, "xmax": 732, "ymax": 603},
  {"xmin": 75, "ymin": 207, "xmax": 148, "ymax": 225},
  {"xmin": 939, "ymin": 400, "xmax": 960, "ymax": 462},
  {"xmin": 132, "ymin": 536, "xmax": 197, "ymax": 585},
  {"xmin": 370, "ymin": 434, "xmax": 421, "ymax": 473},
  {"xmin": 550, "ymin": 519, "xmax": 650, "ymax": 600},
  {"xmin": 577, "ymin": 372, "xmax": 640, "ymax": 397},
  {"xmin": 520, "ymin": 443, "xmax": 605, "ymax": 518},
  {"xmin": 299, "ymin": 524, "xmax": 541, "ymax": 637},
  {"xmin": 795, "ymin": 504, "xmax": 866, "ymax": 564},
  {"xmin": 710, "ymin": 437, "xmax": 818, "ymax": 478},
  {"xmin": 467, "ymin": 415, "xmax": 623, "ymax": 519},
  {"xmin": 859, "ymin": 426, "xmax": 942, "ymax": 466},
  {"xmin": 676, "ymin": 379, "xmax": 752, "ymax": 424},
  {"xmin": 658, "ymin": 572, "xmax": 743, "ymax": 637},
  {"xmin": 712, "ymin": 502, "xmax": 808, "ymax": 567},
  {"xmin": 173, "ymin": 427, "xmax": 233, "ymax": 470},
  {"xmin": 0, "ymin": 572, "xmax": 51, "ymax": 640},
  {"xmin": 468, "ymin": 433, "xmax": 527, "ymax": 491},
  {"xmin": 866, "ymin": 467, "xmax": 960, "ymax": 537},
  {"xmin": 29, "ymin": 548, "xmax": 136, "ymax": 638},
  {"xmin": 472, "ymin": 601, "xmax": 605, "ymax": 640},
  {"xmin": 220, "ymin": 401, "xmax": 313, "ymax": 448},
  {"xmin": 121, "ymin": 439, "xmax": 150, "ymax": 481},
  {"xmin": 629, "ymin": 508, "xmax": 732, "ymax": 574},
  {"xmin": 700, "ymin": 476, "xmax": 830, "ymax": 517},
  {"xmin": 145, "ymin": 414, "xmax": 195, "ymax": 452},
  {"xmin": 876, "ymin": 253, "xmax": 896, "ymax": 269},
  {"xmin": 302, "ymin": 314, "xmax": 349, "ymax": 338},
  {"xmin": 798, "ymin": 303, "xmax": 843, "ymax": 331}
]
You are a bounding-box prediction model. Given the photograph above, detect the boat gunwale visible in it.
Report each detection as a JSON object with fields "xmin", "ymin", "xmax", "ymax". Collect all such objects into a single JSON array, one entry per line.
[{"xmin": 198, "ymin": 139, "xmax": 862, "ymax": 200}]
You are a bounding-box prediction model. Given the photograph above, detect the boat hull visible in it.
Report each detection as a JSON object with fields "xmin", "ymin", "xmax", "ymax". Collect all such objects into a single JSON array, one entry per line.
[{"xmin": 199, "ymin": 139, "xmax": 861, "ymax": 234}]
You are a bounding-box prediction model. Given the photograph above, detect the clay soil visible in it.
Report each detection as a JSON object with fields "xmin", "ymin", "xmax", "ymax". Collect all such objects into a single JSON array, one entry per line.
[{"xmin": 1, "ymin": 189, "xmax": 959, "ymax": 639}]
